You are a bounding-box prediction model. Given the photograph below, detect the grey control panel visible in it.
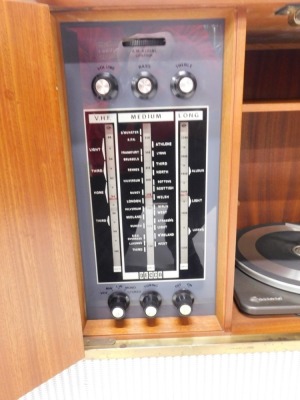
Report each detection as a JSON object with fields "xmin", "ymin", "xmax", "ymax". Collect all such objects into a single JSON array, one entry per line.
[{"xmin": 61, "ymin": 18, "xmax": 224, "ymax": 319}]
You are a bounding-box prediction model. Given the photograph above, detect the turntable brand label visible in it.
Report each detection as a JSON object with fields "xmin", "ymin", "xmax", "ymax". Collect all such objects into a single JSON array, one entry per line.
[{"xmin": 250, "ymin": 296, "xmax": 283, "ymax": 304}]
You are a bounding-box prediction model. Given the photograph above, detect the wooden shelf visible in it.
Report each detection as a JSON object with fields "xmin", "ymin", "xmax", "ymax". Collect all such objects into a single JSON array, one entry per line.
[
  {"xmin": 243, "ymin": 101, "xmax": 300, "ymax": 113},
  {"xmin": 84, "ymin": 315, "xmax": 224, "ymax": 340},
  {"xmin": 231, "ymin": 304, "xmax": 300, "ymax": 335}
]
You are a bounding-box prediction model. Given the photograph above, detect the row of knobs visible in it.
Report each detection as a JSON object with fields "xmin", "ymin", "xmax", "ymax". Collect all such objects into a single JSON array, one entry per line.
[
  {"xmin": 92, "ymin": 70, "xmax": 197, "ymax": 101},
  {"xmin": 108, "ymin": 289, "xmax": 194, "ymax": 319}
]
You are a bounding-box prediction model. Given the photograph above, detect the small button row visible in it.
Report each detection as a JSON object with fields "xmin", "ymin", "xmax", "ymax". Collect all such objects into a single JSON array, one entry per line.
[
  {"xmin": 92, "ymin": 70, "xmax": 197, "ymax": 101},
  {"xmin": 108, "ymin": 289, "xmax": 194, "ymax": 320}
]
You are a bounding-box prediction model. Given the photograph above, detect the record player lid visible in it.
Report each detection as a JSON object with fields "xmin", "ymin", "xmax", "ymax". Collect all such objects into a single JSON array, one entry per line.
[{"xmin": 236, "ymin": 223, "xmax": 300, "ymax": 294}]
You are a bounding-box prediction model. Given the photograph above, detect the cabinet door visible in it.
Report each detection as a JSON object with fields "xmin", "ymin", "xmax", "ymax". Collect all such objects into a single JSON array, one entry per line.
[{"xmin": 0, "ymin": 1, "xmax": 84, "ymax": 399}]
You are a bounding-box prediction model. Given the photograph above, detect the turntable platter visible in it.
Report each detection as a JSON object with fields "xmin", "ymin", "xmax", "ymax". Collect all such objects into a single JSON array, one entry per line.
[{"xmin": 236, "ymin": 223, "xmax": 300, "ymax": 294}]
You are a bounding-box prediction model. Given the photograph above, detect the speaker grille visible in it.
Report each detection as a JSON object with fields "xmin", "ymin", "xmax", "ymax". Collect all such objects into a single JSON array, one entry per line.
[{"xmin": 20, "ymin": 351, "xmax": 300, "ymax": 399}]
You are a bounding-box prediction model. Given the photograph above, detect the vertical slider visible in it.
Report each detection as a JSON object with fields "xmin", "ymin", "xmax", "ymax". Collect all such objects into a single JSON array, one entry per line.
[
  {"xmin": 180, "ymin": 121, "xmax": 189, "ymax": 270},
  {"xmin": 143, "ymin": 123, "xmax": 155, "ymax": 272},
  {"xmin": 105, "ymin": 124, "xmax": 122, "ymax": 273}
]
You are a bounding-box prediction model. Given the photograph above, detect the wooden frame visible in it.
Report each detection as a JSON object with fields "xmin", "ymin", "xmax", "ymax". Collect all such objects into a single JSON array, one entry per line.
[
  {"xmin": 0, "ymin": 2, "xmax": 84, "ymax": 399},
  {"xmin": 3, "ymin": 0, "xmax": 300, "ymax": 398},
  {"xmin": 52, "ymin": 7, "xmax": 246, "ymax": 338}
]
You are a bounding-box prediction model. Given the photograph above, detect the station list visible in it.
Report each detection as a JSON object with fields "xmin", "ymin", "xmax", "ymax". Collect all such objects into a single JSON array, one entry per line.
[{"xmin": 84, "ymin": 108, "xmax": 207, "ymax": 282}]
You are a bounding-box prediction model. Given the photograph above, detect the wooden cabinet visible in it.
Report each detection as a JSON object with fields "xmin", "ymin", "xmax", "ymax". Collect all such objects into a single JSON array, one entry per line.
[
  {"xmin": 232, "ymin": 44, "xmax": 300, "ymax": 333},
  {"xmin": 52, "ymin": 6, "xmax": 245, "ymax": 339},
  {"xmin": 0, "ymin": 2, "xmax": 84, "ymax": 399},
  {"xmin": 239, "ymin": 48, "xmax": 300, "ymax": 227},
  {"xmin": 1, "ymin": 0, "xmax": 300, "ymax": 398}
]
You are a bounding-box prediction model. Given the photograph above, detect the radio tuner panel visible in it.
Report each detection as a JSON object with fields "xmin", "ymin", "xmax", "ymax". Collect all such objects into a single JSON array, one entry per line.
[{"xmin": 61, "ymin": 17, "xmax": 225, "ymax": 319}]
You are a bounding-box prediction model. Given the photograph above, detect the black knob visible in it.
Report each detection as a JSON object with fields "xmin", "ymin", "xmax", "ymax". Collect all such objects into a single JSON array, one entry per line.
[
  {"xmin": 172, "ymin": 290, "xmax": 194, "ymax": 316},
  {"xmin": 171, "ymin": 71, "xmax": 197, "ymax": 99},
  {"xmin": 92, "ymin": 72, "xmax": 118, "ymax": 100},
  {"xmin": 131, "ymin": 71, "xmax": 157, "ymax": 99},
  {"xmin": 140, "ymin": 291, "xmax": 162, "ymax": 318},
  {"xmin": 108, "ymin": 292, "xmax": 130, "ymax": 319}
]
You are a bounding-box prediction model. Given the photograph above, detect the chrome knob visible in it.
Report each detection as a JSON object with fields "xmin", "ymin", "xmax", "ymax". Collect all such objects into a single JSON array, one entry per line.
[
  {"xmin": 92, "ymin": 72, "xmax": 118, "ymax": 100},
  {"xmin": 132, "ymin": 71, "xmax": 157, "ymax": 99},
  {"xmin": 137, "ymin": 77, "xmax": 153, "ymax": 95},
  {"xmin": 171, "ymin": 71, "xmax": 197, "ymax": 99}
]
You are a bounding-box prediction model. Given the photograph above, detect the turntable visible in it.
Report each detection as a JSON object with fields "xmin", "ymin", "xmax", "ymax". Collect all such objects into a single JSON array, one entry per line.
[{"xmin": 234, "ymin": 223, "xmax": 300, "ymax": 315}]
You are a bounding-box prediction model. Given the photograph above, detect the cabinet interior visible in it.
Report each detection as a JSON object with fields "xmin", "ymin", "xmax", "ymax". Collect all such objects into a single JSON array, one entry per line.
[
  {"xmin": 233, "ymin": 44, "xmax": 300, "ymax": 333},
  {"xmin": 239, "ymin": 46, "xmax": 300, "ymax": 229}
]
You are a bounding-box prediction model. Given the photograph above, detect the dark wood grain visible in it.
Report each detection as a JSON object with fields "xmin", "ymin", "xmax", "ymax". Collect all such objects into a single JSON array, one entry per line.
[
  {"xmin": 238, "ymin": 111, "xmax": 300, "ymax": 228},
  {"xmin": 244, "ymin": 50, "xmax": 300, "ymax": 101}
]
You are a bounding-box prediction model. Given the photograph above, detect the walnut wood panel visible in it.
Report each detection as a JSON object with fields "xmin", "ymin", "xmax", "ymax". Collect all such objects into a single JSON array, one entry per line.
[
  {"xmin": 32, "ymin": 0, "xmax": 297, "ymax": 10},
  {"xmin": 50, "ymin": 12, "xmax": 87, "ymax": 331},
  {"xmin": 9, "ymin": 1, "xmax": 300, "ymax": 46},
  {"xmin": 84, "ymin": 316, "xmax": 223, "ymax": 340},
  {"xmin": 238, "ymin": 112, "xmax": 300, "ymax": 229},
  {"xmin": 232, "ymin": 304, "xmax": 300, "ymax": 334},
  {"xmin": 243, "ymin": 101, "xmax": 300, "ymax": 112},
  {"xmin": 246, "ymin": 4, "xmax": 300, "ymax": 48},
  {"xmin": 244, "ymin": 50, "xmax": 300, "ymax": 101},
  {"xmin": 0, "ymin": 2, "xmax": 84, "ymax": 399},
  {"xmin": 215, "ymin": 9, "xmax": 247, "ymax": 331}
]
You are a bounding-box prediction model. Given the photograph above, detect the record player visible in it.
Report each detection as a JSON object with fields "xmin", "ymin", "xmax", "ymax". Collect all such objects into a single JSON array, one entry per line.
[{"xmin": 234, "ymin": 223, "xmax": 300, "ymax": 315}]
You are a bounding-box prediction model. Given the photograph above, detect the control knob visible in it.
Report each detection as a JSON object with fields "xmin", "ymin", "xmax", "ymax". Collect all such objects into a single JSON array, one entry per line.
[
  {"xmin": 131, "ymin": 71, "xmax": 158, "ymax": 99},
  {"xmin": 108, "ymin": 292, "xmax": 130, "ymax": 319},
  {"xmin": 172, "ymin": 289, "xmax": 194, "ymax": 316},
  {"xmin": 92, "ymin": 72, "xmax": 118, "ymax": 100},
  {"xmin": 171, "ymin": 71, "xmax": 197, "ymax": 99},
  {"xmin": 140, "ymin": 291, "xmax": 162, "ymax": 318}
]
